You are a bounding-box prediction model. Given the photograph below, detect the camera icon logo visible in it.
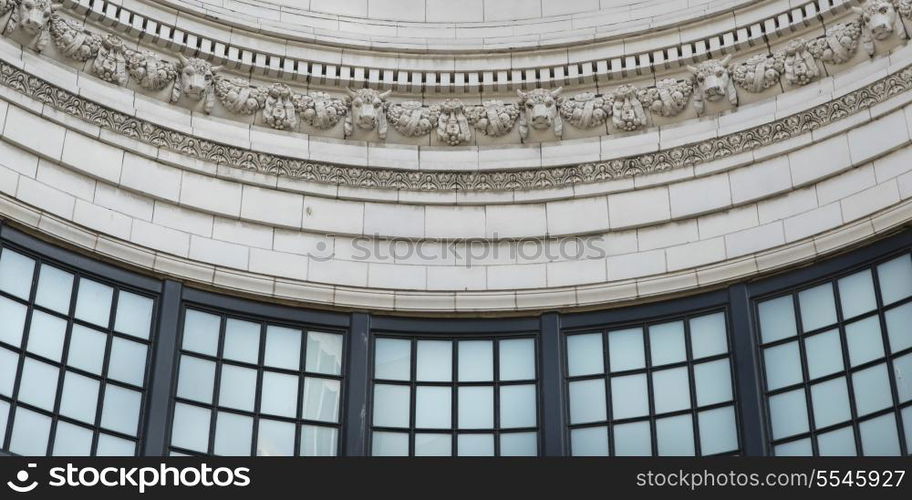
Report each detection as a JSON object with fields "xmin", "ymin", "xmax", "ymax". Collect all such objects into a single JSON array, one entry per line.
[{"xmin": 7, "ymin": 464, "xmax": 38, "ymax": 493}]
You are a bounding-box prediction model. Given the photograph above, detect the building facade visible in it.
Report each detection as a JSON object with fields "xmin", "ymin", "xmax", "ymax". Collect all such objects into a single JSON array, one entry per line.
[{"xmin": 0, "ymin": 0, "xmax": 910, "ymax": 456}]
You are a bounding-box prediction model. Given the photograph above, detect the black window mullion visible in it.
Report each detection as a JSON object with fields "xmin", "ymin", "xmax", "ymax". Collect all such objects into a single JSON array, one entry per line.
[
  {"xmin": 683, "ymin": 318, "xmax": 701, "ymax": 456},
  {"xmin": 539, "ymin": 312, "xmax": 565, "ymax": 456},
  {"xmin": 46, "ymin": 263, "xmax": 82, "ymax": 456},
  {"xmin": 205, "ymin": 316, "xmax": 228, "ymax": 455},
  {"xmin": 870, "ymin": 261, "xmax": 909, "ymax": 456},
  {"xmin": 830, "ymin": 281, "xmax": 863, "ymax": 455},
  {"xmin": 643, "ymin": 324, "xmax": 657, "ymax": 456},
  {"xmin": 294, "ymin": 326, "xmax": 307, "ymax": 457},
  {"xmin": 343, "ymin": 312, "xmax": 370, "ymax": 456},
  {"xmin": 250, "ymin": 323, "xmax": 267, "ymax": 457}
]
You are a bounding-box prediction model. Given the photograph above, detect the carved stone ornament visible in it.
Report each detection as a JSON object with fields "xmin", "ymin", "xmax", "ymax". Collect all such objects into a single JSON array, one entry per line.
[
  {"xmin": 127, "ymin": 49, "xmax": 178, "ymax": 91},
  {"xmin": 559, "ymin": 91, "xmax": 612, "ymax": 129},
  {"xmin": 636, "ymin": 78, "xmax": 692, "ymax": 118},
  {"xmin": 387, "ymin": 100, "xmax": 440, "ymax": 137},
  {"xmin": 263, "ymin": 82, "xmax": 297, "ymax": 130},
  {"xmin": 466, "ymin": 99, "xmax": 519, "ymax": 137},
  {"xmin": 171, "ymin": 55, "xmax": 222, "ymax": 114},
  {"xmin": 853, "ymin": 0, "xmax": 907, "ymax": 57},
  {"xmin": 92, "ymin": 34, "xmax": 128, "ymax": 86},
  {"xmin": 730, "ymin": 53, "xmax": 784, "ymax": 93},
  {"xmin": 344, "ymin": 88, "xmax": 391, "ymax": 139},
  {"xmin": 213, "ymin": 76, "xmax": 266, "ymax": 115},
  {"xmin": 47, "ymin": 15, "xmax": 101, "ymax": 62},
  {"xmin": 688, "ymin": 55, "xmax": 738, "ymax": 117},
  {"xmin": 517, "ymin": 87, "xmax": 563, "ymax": 139},
  {"xmin": 781, "ymin": 39, "xmax": 821, "ymax": 86},
  {"xmin": 3, "ymin": 0, "xmax": 61, "ymax": 52},
  {"xmin": 436, "ymin": 98, "xmax": 472, "ymax": 146},
  {"xmin": 806, "ymin": 19, "xmax": 863, "ymax": 64},
  {"xmin": 294, "ymin": 91, "xmax": 348, "ymax": 130},
  {"xmin": 611, "ymin": 85, "xmax": 648, "ymax": 132}
]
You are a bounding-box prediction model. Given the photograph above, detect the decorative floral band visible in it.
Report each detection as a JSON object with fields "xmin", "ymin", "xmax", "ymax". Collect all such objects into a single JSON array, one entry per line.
[{"xmin": 1, "ymin": 0, "xmax": 911, "ymax": 147}]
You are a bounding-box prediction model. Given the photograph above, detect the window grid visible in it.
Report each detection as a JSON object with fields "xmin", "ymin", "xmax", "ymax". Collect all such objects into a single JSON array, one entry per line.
[
  {"xmin": 564, "ymin": 309, "xmax": 741, "ymax": 456},
  {"xmin": 0, "ymin": 245, "xmax": 156, "ymax": 456},
  {"xmin": 168, "ymin": 306, "xmax": 346, "ymax": 457},
  {"xmin": 369, "ymin": 335, "xmax": 541, "ymax": 456},
  {"xmin": 757, "ymin": 254, "xmax": 912, "ymax": 456}
]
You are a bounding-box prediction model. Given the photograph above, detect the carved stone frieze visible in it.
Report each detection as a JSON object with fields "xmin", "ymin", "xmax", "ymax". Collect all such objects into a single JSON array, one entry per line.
[
  {"xmin": 3, "ymin": 0, "xmax": 60, "ymax": 52},
  {"xmin": 688, "ymin": 56, "xmax": 738, "ymax": 116},
  {"xmin": 806, "ymin": 19, "xmax": 863, "ymax": 64},
  {"xmin": 263, "ymin": 82, "xmax": 297, "ymax": 130},
  {"xmin": 730, "ymin": 53, "xmax": 784, "ymax": 93},
  {"xmin": 127, "ymin": 49, "xmax": 177, "ymax": 91},
  {"xmin": 213, "ymin": 76, "xmax": 266, "ymax": 115},
  {"xmin": 466, "ymin": 99, "xmax": 519, "ymax": 137},
  {"xmin": 636, "ymin": 78, "xmax": 692, "ymax": 118},
  {"xmin": 436, "ymin": 98, "xmax": 472, "ymax": 146},
  {"xmin": 611, "ymin": 85, "xmax": 648, "ymax": 132},
  {"xmin": 517, "ymin": 87, "xmax": 562, "ymax": 140},
  {"xmin": 295, "ymin": 91, "xmax": 347, "ymax": 130},
  {"xmin": 92, "ymin": 34, "xmax": 127, "ymax": 86},
  {"xmin": 854, "ymin": 0, "xmax": 907, "ymax": 57},
  {"xmin": 558, "ymin": 91, "xmax": 612, "ymax": 129},
  {"xmin": 171, "ymin": 55, "xmax": 221, "ymax": 114},
  {"xmin": 47, "ymin": 13, "xmax": 100, "ymax": 61},
  {"xmin": 782, "ymin": 39, "xmax": 821, "ymax": 86},
  {"xmin": 344, "ymin": 88, "xmax": 390, "ymax": 139},
  {"xmin": 387, "ymin": 100, "xmax": 439, "ymax": 137}
]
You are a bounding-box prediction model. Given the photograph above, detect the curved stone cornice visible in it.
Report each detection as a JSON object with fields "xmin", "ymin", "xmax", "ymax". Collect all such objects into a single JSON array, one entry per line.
[{"xmin": 1, "ymin": 54, "xmax": 910, "ymax": 192}]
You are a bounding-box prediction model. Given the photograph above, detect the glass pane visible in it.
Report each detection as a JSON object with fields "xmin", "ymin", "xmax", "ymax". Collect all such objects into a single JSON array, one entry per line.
[
  {"xmin": 569, "ymin": 378, "xmax": 607, "ymax": 424},
  {"xmin": 18, "ymin": 358, "xmax": 59, "ymax": 411},
  {"xmin": 845, "ymin": 316, "xmax": 885, "ymax": 367},
  {"xmin": 299, "ymin": 425, "xmax": 336, "ymax": 456},
  {"xmin": 458, "ymin": 434, "xmax": 494, "ymax": 456},
  {"xmin": 614, "ymin": 421, "xmax": 652, "ymax": 456},
  {"xmin": 763, "ymin": 341, "xmax": 803, "ymax": 391},
  {"xmin": 694, "ymin": 359, "xmax": 733, "ymax": 406},
  {"xmin": 499, "ymin": 338, "xmax": 535, "ymax": 381},
  {"xmin": 0, "ymin": 296, "xmax": 27, "ymax": 347},
  {"xmin": 817, "ymin": 426, "xmax": 856, "ymax": 456},
  {"xmin": 372, "ymin": 431, "xmax": 409, "ymax": 456},
  {"xmin": 775, "ymin": 438, "xmax": 812, "ymax": 456},
  {"xmin": 0, "ymin": 400, "xmax": 7, "ymax": 443},
  {"xmin": 67, "ymin": 325, "xmax": 106, "ymax": 375},
  {"xmin": 26, "ymin": 310, "xmax": 66, "ymax": 361},
  {"xmin": 218, "ymin": 365, "xmax": 257, "ymax": 412},
  {"xmin": 566, "ymin": 333, "xmax": 603, "ymax": 376},
  {"xmin": 885, "ymin": 302, "xmax": 912, "ymax": 353},
  {"xmin": 457, "ymin": 340, "xmax": 493, "ymax": 382},
  {"xmin": 306, "ymin": 331, "xmax": 343, "ymax": 376},
  {"xmin": 256, "ymin": 419, "xmax": 295, "ymax": 456},
  {"xmin": 570, "ymin": 426, "xmax": 609, "ymax": 456},
  {"xmin": 758, "ymin": 295, "xmax": 797, "ymax": 343},
  {"xmin": 416, "ymin": 340, "xmax": 451, "ymax": 382},
  {"xmin": 223, "ymin": 319, "xmax": 260, "ymax": 364},
  {"xmin": 176, "ymin": 355, "xmax": 215, "ymax": 404},
  {"xmin": 877, "ymin": 255, "xmax": 912, "ymax": 305},
  {"xmin": 260, "ymin": 371, "xmax": 298, "ymax": 418},
  {"xmin": 213, "ymin": 412, "xmax": 253, "ymax": 456},
  {"xmin": 902, "ymin": 407, "xmax": 912, "ymax": 455},
  {"xmin": 649, "ymin": 321, "xmax": 686, "ymax": 366},
  {"xmin": 458, "ymin": 386, "xmax": 493, "ymax": 429},
  {"xmin": 0, "ymin": 249, "xmax": 35, "ymax": 300},
  {"xmin": 652, "ymin": 367, "xmax": 691, "ymax": 414},
  {"xmin": 34, "ymin": 264, "xmax": 73, "ymax": 314},
  {"xmin": 859, "ymin": 413, "xmax": 901, "ymax": 456},
  {"xmin": 798, "ymin": 284, "xmax": 837, "ymax": 332},
  {"xmin": 0, "ymin": 347, "xmax": 15, "ymax": 397},
  {"xmin": 690, "ymin": 313, "xmax": 727, "ymax": 359},
  {"xmin": 500, "ymin": 432, "xmax": 537, "ymax": 456},
  {"xmin": 96, "ymin": 434, "xmax": 135, "ymax": 456},
  {"xmin": 656, "ymin": 414, "xmax": 695, "ymax": 456},
  {"xmin": 415, "ymin": 386, "xmax": 451, "ymax": 429},
  {"xmin": 74, "ymin": 279, "xmax": 114, "ymax": 327},
  {"xmin": 769, "ymin": 389, "xmax": 809, "ymax": 439},
  {"xmin": 415, "ymin": 433, "xmax": 451, "ymax": 456},
  {"xmin": 698, "ymin": 406, "xmax": 738, "ymax": 455},
  {"xmin": 113, "ymin": 291, "xmax": 154, "ymax": 339},
  {"xmin": 500, "ymin": 384, "xmax": 536, "ymax": 429},
  {"xmin": 59, "ymin": 371, "xmax": 99, "ymax": 424},
  {"xmin": 264, "ymin": 326, "xmax": 301, "ymax": 370},
  {"xmin": 611, "ymin": 374, "xmax": 649, "ymax": 420},
  {"xmin": 182, "ymin": 310, "xmax": 221, "ymax": 356},
  {"xmin": 805, "ymin": 330, "xmax": 844, "ymax": 379},
  {"xmin": 372, "ymin": 384, "xmax": 410, "ymax": 428},
  {"xmin": 53, "ymin": 421, "xmax": 93, "ymax": 456},
  {"xmin": 895, "ymin": 353, "xmax": 912, "ymax": 403},
  {"xmin": 810, "ymin": 377, "xmax": 851, "ymax": 429},
  {"xmin": 608, "ymin": 328, "xmax": 645, "ymax": 372},
  {"xmin": 171, "ymin": 403, "xmax": 211, "ymax": 453},
  {"xmin": 101, "ymin": 385, "xmax": 141, "ymax": 435},
  {"xmin": 9, "ymin": 407, "xmax": 50, "ymax": 456},
  {"xmin": 375, "ymin": 338, "xmax": 411, "ymax": 381},
  {"xmin": 852, "ymin": 363, "xmax": 893, "ymax": 416},
  {"xmin": 107, "ymin": 337, "xmax": 147, "ymax": 386},
  {"xmin": 838, "ymin": 270, "xmax": 877, "ymax": 319},
  {"xmin": 301, "ymin": 377, "xmax": 341, "ymax": 423}
]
